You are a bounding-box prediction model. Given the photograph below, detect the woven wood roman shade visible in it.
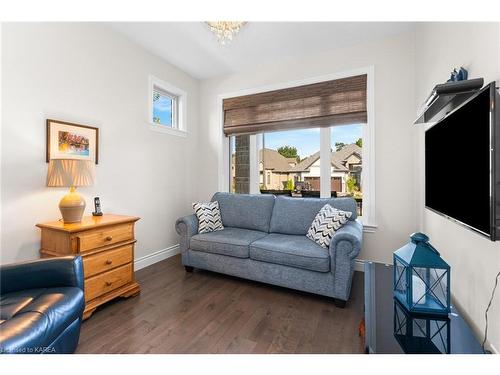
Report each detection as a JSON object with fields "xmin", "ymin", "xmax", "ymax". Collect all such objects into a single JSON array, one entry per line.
[{"xmin": 223, "ymin": 74, "xmax": 367, "ymax": 135}]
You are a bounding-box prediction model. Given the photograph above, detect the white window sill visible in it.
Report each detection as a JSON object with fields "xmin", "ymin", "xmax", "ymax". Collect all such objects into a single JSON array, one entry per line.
[
  {"xmin": 357, "ymin": 218, "xmax": 378, "ymax": 233},
  {"xmin": 149, "ymin": 123, "xmax": 187, "ymax": 137},
  {"xmin": 363, "ymin": 224, "xmax": 378, "ymax": 233}
]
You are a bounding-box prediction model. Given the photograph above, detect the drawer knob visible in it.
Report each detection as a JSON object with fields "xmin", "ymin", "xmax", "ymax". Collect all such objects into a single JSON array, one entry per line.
[
  {"xmin": 105, "ymin": 236, "xmax": 113, "ymax": 241},
  {"xmin": 105, "ymin": 259, "xmax": 113, "ymax": 265},
  {"xmin": 105, "ymin": 281, "xmax": 112, "ymax": 286}
]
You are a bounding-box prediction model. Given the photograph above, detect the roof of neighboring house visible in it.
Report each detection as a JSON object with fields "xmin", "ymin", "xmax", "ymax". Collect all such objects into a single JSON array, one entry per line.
[
  {"xmin": 290, "ymin": 151, "xmax": 321, "ymax": 172},
  {"xmin": 260, "ymin": 148, "xmax": 296, "ymax": 172},
  {"xmin": 289, "ymin": 143, "xmax": 361, "ymax": 173},
  {"xmin": 332, "ymin": 143, "xmax": 362, "ymax": 170}
]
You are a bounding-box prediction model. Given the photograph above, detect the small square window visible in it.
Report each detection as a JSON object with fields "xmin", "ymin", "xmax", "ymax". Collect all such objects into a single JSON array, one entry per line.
[
  {"xmin": 149, "ymin": 75, "xmax": 187, "ymax": 136},
  {"xmin": 152, "ymin": 87, "xmax": 176, "ymax": 127}
]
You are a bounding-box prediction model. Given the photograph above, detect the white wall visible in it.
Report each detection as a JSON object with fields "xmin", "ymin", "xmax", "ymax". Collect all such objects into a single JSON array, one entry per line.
[
  {"xmin": 1, "ymin": 23, "xmax": 200, "ymax": 265},
  {"xmin": 199, "ymin": 31, "xmax": 418, "ymax": 263},
  {"xmin": 415, "ymin": 22, "xmax": 500, "ymax": 352}
]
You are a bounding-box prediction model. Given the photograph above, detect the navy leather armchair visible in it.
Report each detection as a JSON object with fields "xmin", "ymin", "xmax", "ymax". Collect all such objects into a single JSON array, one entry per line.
[{"xmin": 0, "ymin": 256, "xmax": 85, "ymax": 354}]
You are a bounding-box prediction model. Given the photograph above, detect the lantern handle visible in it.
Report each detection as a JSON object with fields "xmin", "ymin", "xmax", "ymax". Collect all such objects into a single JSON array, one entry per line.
[{"xmin": 410, "ymin": 232, "xmax": 441, "ymax": 256}]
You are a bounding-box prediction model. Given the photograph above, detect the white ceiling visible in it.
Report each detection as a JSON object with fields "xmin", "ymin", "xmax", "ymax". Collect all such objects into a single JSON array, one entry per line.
[{"xmin": 108, "ymin": 22, "xmax": 415, "ymax": 80}]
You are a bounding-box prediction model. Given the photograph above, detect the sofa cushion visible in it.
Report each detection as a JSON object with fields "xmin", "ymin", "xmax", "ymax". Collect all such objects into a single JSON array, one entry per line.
[
  {"xmin": 250, "ymin": 234, "xmax": 330, "ymax": 272},
  {"xmin": 306, "ymin": 204, "xmax": 352, "ymax": 248},
  {"xmin": 190, "ymin": 227, "xmax": 268, "ymax": 259},
  {"xmin": 0, "ymin": 287, "xmax": 84, "ymax": 353},
  {"xmin": 192, "ymin": 201, "xmax": 224, "ymax": 234},
  {"xmin": 211, "ymin": 192, "xmax": 275, "ymax": 233},
  {"xmin": 269, "ymin": 196, "xmax": 357, "ymax": 235},
  {"xmin": 0, "ymin": 289, "xmax": 44, "ymax": 321}
]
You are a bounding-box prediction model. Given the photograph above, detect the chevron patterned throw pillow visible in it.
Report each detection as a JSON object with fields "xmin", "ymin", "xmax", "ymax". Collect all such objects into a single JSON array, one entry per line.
[
  {"xmin": 306, "ymin": 204, "xmax": 352, "ymax": 248},
  {"xmin": 193, "ymin": 201, "xmax": 224, "ymax": 234}
]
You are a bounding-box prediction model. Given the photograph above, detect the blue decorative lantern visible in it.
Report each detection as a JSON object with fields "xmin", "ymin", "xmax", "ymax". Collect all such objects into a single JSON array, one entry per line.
[
  {"xmin": 393, "ymin": 298, "xmax": 450, "ymax": 354},
  {"xmin": 393, "ymin": 232, "xmax": 450, "ymax": 315}
]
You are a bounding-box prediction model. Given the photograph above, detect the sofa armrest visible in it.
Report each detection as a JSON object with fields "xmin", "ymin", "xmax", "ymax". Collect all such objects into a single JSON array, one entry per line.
[
  {"xmin": 175, "ymin": 214, "xmax": 198, "ymax": 258},
  {"xmin": 175, "ymin": 214, "xmax": 199, "ymax": 266},
  {"xmin": 329, "ymin": 220, "xmax": 363, "ymax": 261},
  {"xmin": 328, "ymin": 220, "xmax": 363, "ymax": 301},
  {"xmin": 175, "ymin": 214, "xmax": 198, "ymax": 238},
  {"xmin": 0, "ymin": 256, "xmax": 84, "ymax": 295}
]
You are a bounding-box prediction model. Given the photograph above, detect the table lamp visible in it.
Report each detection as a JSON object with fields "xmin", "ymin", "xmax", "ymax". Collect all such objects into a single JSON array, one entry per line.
[{"xmin": 47, "ymin": 159, "xmax": 95, "ymax": 223}]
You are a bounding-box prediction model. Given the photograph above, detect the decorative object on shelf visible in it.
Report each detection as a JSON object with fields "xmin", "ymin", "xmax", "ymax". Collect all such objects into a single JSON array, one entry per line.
[
  {"xmin": 393, "ymin": 232, "xmax": 450, "ymax": 315},
  {"xmin": 92, "ymin": 196, "xmax": 103, "ymax": 216},
  {"xmin": 393, "ymin": 298, "xmax": 450, "ymax": 354},
  {"xmin": 46, "ymin": 119, "xmax": 99, "ymax": 164},
  {"xmin": 205, "ymin": 21, "xmax": 247, "ymax": 45},
  {"xmin": 447, "ymin": 67, "xmax": 468, "ymax": 82},
  {"xmin": 46, "ymin": 158, "xmax": 95, "ymax": 223}
]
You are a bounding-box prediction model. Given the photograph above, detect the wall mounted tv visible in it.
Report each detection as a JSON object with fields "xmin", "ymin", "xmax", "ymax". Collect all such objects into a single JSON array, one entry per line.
[{"xmin": 425, "ymin": 82, "xmax": 500, "ymax": 240}]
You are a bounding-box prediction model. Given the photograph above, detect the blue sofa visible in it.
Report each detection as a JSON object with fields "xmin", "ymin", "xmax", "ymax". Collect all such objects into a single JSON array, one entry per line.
[
  {"xmin": 176, "ymin": 193, "xmax": 363, "ymax": 306},
  {"xmin": 0, "ymin": 256, "xmax": 85, "ymax": 354}
]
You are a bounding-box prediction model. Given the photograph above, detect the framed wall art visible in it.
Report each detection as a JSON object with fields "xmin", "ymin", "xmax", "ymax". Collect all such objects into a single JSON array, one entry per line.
[{"xmin": 46, "ymin": 119, "xmax": 99, "ymax": 164}]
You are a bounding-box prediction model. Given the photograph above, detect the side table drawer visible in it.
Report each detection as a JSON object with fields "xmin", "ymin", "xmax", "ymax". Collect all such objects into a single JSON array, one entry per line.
[
  {"xmin": 84, "ymin": 263, "xmax": 133, "ymax": 301},
  {"xmin": 83, "ymin": 244, "xmax": 133, "ymax": 278},
  {"xmin": 77, "ymin": 223, "xmax": 134, "ymax": 252}
]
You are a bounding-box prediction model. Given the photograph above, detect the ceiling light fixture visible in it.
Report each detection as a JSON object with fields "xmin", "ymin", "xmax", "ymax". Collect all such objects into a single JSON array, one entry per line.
[{"xmin": 205, "ymin": 21, "xmax": 247, "ymax": 45}]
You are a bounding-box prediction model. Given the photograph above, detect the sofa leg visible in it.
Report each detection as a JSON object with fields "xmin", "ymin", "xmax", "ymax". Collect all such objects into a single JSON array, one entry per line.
[
  {"xmin": 333, "ymin": 298, "xmax": 347, "ymax": 308},
  {"xmin": 184, "ymin": 266, "xmax": 194, "ymax": 273}
]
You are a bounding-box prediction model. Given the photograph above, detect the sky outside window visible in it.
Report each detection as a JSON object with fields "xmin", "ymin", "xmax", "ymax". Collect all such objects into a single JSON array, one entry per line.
[
  {"xmin": 262, "ymin": 125, "xmax": 362, "ymax": 160},
  {"xmin": 263, "ymin": 128, "xmax": 320, "ymax": 160},
  {"xmin": 153, "ymin": 91, "xmax": 173, "ymax": 126},
  {"xmin": 331, "ymin": 124, "xmax": 363, "ymax": 149}
]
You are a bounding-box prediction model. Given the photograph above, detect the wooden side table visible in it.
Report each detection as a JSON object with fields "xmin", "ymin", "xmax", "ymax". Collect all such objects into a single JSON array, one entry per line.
[{"xmin": 36, "ymin": 214, "xmax": 141, "ymax": 320}]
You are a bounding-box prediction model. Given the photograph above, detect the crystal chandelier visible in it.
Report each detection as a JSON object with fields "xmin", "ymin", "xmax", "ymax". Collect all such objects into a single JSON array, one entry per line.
[{"xmin": 205, "ymin": 21, "xmax": 247, "ymax": 45}]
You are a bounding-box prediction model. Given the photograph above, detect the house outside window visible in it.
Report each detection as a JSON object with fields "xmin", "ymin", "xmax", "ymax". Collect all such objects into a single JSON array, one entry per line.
[
  {"xmin": 230, "ymin": 124, "xmax": 363, "ymax": 214},
  {"xmin": 148, "ymin": 75, "xmax": 187, "ymax": 137}
]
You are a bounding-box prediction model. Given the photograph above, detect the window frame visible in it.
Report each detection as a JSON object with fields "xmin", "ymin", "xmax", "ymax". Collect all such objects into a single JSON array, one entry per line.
[
  {"xmin": 219, "ymin": 66, "xmax": 376, "ymax": 231},
  {"xmin": 148, "ymin": 75, "xmax": 187, "ymax": 137}
]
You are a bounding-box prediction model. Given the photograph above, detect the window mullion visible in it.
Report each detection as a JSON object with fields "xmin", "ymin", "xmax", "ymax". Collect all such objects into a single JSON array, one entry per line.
[
  {"xmin": 249, "ymin": 134, "xmax": 260, "ymax": 194},
  {"xmin": 320, "ymin": 127, "xmax": 331, "ymax": 198}
]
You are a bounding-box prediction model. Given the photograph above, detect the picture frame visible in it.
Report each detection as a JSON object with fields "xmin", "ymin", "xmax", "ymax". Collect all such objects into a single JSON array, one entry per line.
[{"xmin": 46, "ymin": 119, "xmax": 99, "ymax": 164}]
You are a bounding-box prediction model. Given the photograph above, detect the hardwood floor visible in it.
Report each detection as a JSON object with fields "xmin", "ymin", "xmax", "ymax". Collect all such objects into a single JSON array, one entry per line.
[{"xmin": 77, "ymin": 254, "xmax": 365, "ymax": 354}]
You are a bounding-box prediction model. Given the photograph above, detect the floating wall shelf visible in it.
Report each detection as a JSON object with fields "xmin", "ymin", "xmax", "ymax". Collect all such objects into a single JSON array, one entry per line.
[{"xmin": 414, "ymin": 78, "xmax": 484, "ymax": 125}]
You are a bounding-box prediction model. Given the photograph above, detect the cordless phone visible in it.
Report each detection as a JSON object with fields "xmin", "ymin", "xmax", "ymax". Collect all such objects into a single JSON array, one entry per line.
[{"xmin": 92, "ymin": 197, "xmax": 103, "ymax": 216}]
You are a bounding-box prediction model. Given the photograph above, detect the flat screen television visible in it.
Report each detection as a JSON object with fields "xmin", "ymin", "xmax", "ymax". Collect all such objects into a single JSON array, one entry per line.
[{"xmin": 425, "ymin": 82, "xmax": 499, "ymax": 240}]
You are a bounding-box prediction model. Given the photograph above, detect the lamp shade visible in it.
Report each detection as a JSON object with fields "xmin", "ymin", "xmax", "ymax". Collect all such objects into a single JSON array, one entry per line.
[{"xmin": 47, "ymin": 159, "xmax": 95, "ymax": 187}]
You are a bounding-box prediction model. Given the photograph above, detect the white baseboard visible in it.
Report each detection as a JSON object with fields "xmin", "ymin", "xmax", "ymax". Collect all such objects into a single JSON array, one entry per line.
[
  {"xmin": 134, "ymin": 244, "xmax": 180, "ymax": 271},
  {"xmin": 490, "ymin": 343, "xmax": 498, "ymax": 354}
]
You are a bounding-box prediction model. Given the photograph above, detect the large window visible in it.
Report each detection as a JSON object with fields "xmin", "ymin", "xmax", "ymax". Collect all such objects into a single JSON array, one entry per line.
[
  {"xmin": 148, "ymin": 75, "xmax": 187, "ymax": 136},
  {"xmin": 224, "ymin": 70, "xmax": 373, "ymax": 226},
  {"xmin": 230, "ymin": 125, "xmax": 363, "ymax": 214}
]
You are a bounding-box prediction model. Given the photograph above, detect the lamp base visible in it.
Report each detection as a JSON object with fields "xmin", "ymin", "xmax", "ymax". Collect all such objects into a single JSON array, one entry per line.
[{"xmin": 59, "ymin": 187, "xmax": 86, "ymax": 223}]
